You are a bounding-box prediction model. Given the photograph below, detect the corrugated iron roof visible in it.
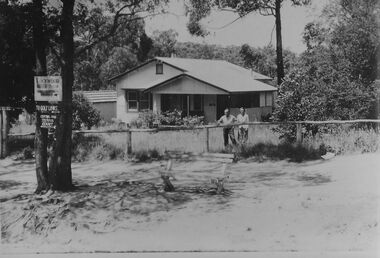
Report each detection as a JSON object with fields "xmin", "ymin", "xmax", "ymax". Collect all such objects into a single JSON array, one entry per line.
[
  {"xmin": 75, "ymin": 90, "xmax": 117, "ymax": 103},
  {"xmin": 155, "ymin": 57, "xmax": 276, "ymax": 92}
]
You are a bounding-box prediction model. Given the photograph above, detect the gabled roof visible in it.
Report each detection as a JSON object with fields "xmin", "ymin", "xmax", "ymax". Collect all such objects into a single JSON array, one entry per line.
[
  {"xmin": 110, "ymin": 57, "xmax": 277, "ymax": 93},
  {"xmin": 156, "ymin": 57, "xmax": 272, "ymax": 81},
  {"xmin": 75, "ymin": 90, "xmax": 117, "ymax": 103}
]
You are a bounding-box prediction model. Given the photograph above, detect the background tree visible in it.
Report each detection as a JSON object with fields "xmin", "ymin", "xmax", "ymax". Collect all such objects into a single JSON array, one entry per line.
[
  {"xmin": 0, "ymin": 3, "xmax": 35, "ymax": 116},
  {"xmin": 273, "ymin": 0, "xmax": 379, "ymax": 141},
  {"xmin": 240, "ymin": 44, "xmax": 297, "ymax": 79},
  {"xmin": 185, "ymin": 0, "xmax": 311, "ymax": 85},
  {"xmin": 149, "ymin": 29, "xmax": 178, "ymax": 57}
]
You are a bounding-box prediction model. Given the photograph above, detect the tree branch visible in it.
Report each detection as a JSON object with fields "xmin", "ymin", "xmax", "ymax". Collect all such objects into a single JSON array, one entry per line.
[
  {"xmin": 74, "ymin": 2, "xmax": 142, "ymax": 56},
  {"xmin": 48, "ymin": 41, "xmax": 63, "ymax": 67}
]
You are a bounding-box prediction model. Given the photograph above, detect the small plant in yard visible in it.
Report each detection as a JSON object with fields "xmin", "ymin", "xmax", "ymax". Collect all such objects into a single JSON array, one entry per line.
[
  {"xmin": 133, "ymin": 149, "xmax": 162, "ymax": 162},
  {"xmin": 14, "ymin": 146, "xmax": 34, "ymax": 160},
  {"xmin": 134, "ymin": 150, "xmax": 150, "ymax": 162},
  {"xmin": 149, "ymin": 149, "xmax": 160, "ymax": 159},
  {"xmin": 93, "ymin": 144, "xmax": 124, "ymax": 161}
]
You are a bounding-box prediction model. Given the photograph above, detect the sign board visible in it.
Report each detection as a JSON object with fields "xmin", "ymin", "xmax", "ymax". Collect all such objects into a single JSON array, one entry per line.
[
  {"xmin": 34, "ymin": 76, "xmax": 62, "ymax": 102},
  {"xmin": 36, "ymin": 104, "xmax": 60, "ymax": 129},
  {"xmin": 40, "ymin": 113, "xmax": 58, "ymax": 129}
]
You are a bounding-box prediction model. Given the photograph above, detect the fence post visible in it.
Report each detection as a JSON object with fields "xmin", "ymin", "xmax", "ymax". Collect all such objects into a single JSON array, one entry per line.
[
  {"xmin": 296, "ymin": 123, "xmax": 303, "ymax": 145},
  {"xmin": 205, "ymin": 127, "xmax": 209, "ymax": 153},
  {"xmin": 126, "ymin": 130, "xmax": 132, "ymax": 155}
]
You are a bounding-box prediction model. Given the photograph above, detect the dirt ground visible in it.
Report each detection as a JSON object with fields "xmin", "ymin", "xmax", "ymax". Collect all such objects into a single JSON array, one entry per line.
[{"xmin": 1, "ymin": 153, "xmax": 379, "ymax": 255}]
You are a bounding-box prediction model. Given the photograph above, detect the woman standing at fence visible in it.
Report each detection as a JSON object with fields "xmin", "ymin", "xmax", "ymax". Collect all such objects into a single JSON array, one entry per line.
[
  {"xmin": 217, "ymin": 108, "xmax": 237, "ymax": 147},
  {"xmin": 237, "ymin": 107, "xmax": 249, "ymax": 143}
]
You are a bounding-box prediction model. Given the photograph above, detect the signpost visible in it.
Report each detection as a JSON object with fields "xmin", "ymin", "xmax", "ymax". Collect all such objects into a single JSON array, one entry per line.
[{"xmin": 34, "ymin": 76, "xmax": 62, "ymax": 130}]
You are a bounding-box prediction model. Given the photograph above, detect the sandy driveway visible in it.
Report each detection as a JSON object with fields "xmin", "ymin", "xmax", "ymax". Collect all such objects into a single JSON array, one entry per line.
[{"xmin": 1, "ymin": 153, "xmax": 379, "ymax": 254}]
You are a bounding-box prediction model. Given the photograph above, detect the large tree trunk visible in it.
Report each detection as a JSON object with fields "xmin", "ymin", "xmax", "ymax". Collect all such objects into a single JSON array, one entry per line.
[
  {"xmin": 48, "ymin": 0, "xmax": 75, "ymax": 191},
  {"xmin": 32, "ymin": 0, "xmax": 49, "ymax": 193},
  {"xmin": 275, "ymin": 0, "xmax": 285, "ymax": 86}
]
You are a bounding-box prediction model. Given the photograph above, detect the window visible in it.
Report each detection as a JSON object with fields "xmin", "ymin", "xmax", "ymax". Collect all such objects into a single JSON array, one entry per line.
[
  {"xmin": 126, "ymin": 90, "xmax": 152, "ymax": 112},
  {"xmin": 265, "ymin": 92, "xmax": 273, "ymax": 106},
  {"xmin": 127, "ymin": 91, "xmax": 138, "ymax": 111},
  {"xmin": 251, "ymin": 93, "xmax": 260, "ymax": 107},
  {"xmin": 139, "ymin": 92, "xmax": 150, "ymax": 111},
  {"xmin": 193, "ymin": 95, "xmax": 203, "ymax": 111},
  {"xmin": 230, "ymin": 93, "xmax": 260, "ymax": 108},
  {"xmin": 156, "ymin": 61, "xmax": 163, "ymax": 74}
]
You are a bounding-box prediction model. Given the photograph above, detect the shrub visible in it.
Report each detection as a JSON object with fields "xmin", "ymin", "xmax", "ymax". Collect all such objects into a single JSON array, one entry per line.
[
  {"xmin": 129, "ymin": 109, "xmax": 204, "ymax": 128},
  {"xmin": 149, "ymin": 149, "xmax": 160, "ymax": 159},
  {"xmin": 134, "ymin": 150, "xmax": 150, "ymax": 162},
  {"xmin": 72, "ymin": 93, "xmax": 101, "ymax": 130},
  {"xmin": 92, "ymin": 143, "xmax": 124, "ymax": 161},
  {"xmin": 160, "ymin": 109, "xmax": 183, "ymax": 126},
  {"xmin": 20, "ymin": 146, "xmax": 34, "ymax": 160},
  {"xmin": 238, "ymin": 142, "xmax": 322, "ymax": 162}
]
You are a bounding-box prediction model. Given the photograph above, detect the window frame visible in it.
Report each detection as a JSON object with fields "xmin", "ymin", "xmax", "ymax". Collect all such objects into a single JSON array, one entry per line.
[
  {"xmin": 156, "ymin": 61, "xmax": 163, "ymax": 74},
  {"xmin": 126, "ymin": 90, "xmax": 138, "ymax": 112},
  {"xmin": 125, "ymin": 90, "xmax": 152, "ymax": 112}
]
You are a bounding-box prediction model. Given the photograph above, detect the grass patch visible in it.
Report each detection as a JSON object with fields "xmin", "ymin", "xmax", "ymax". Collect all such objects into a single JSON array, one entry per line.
[
  {"xmin": 72, "ymin": 134, "xmax": 124, "ymax": 162},
  {"xmin": 238, "ymin": 142, "xmax": 322, "ymax": 162}
]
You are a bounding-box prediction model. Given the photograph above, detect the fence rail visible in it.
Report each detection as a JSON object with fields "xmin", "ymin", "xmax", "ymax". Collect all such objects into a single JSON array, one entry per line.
[{"xmin": 6, "ymin": 119, "xmax": 380, "ymax": 156}]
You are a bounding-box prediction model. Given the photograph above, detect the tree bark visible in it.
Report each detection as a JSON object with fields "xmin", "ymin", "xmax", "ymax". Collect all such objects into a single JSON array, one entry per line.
[
  {"xmin": 32, "ymin": 0, "xmax": 49, "ymax": 193},
  {"xmin": 48, "ymin": 0, "xmax": 75, "ymax": 191},
  {"xmin": 275, "ymin": 0, "xmax": 285, "ymax": 86}
]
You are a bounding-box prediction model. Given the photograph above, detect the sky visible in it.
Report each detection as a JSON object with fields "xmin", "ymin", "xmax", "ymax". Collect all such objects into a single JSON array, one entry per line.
[{"xmin": 145, "ymin": 0, "xmax": 330, "ymax": 54}]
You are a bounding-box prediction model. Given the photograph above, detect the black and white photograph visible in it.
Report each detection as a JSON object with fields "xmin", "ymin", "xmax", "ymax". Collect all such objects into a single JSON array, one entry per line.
[{"xmin": 0, "ymin": 0, "xmax": 379, "ymax": 257}]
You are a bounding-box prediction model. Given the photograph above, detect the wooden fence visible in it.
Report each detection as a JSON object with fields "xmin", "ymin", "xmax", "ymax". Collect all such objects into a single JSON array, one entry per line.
[{"xmin": 3, "ymin": 119, "xmax": 380, "ymax": 158}]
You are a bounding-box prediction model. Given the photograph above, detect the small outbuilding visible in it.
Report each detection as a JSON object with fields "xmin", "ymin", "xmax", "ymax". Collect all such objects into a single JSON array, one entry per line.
[
  {"xmin": 78, "ymin": 90, "xmax": 117, "ymax": 122},
  {"xmin": 109, "ymin": 57, "xmax": 277, "ymax": 124}
]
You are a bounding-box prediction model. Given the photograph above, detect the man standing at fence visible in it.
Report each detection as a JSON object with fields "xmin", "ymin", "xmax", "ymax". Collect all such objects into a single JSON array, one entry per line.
[
  {"xmin": 217, "ymin": 108, "xmax": 237, "ymax": 147},
  {"xmin": 237, "ymin": 107, "xmax": 249, "ymax": 143}
]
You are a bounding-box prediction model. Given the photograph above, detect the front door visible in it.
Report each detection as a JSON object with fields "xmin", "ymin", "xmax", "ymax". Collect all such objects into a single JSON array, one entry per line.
[{"xmin": 217, "ymin": 95, "xmax": 230, "ymax": 120}]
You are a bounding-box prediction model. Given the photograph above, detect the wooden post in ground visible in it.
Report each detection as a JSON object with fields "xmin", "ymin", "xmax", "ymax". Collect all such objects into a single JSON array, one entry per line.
[
  {"xmin": 126, "ymin": 130, "xmax": 132, "ymax": 155},
  {"xmin": 2, "ymin": 110, "xmax": 9, "ymax": 157},
  {"xmin": 296, "ymin": 123, "xmax": 303, "ymax": 145},
  {"xmin": 0, "ymin": 110, "xmax": 3, "ymax": 158},
  {"xmin": 205, "ymin": 127, "xmax": 209, "ymax": 152}
]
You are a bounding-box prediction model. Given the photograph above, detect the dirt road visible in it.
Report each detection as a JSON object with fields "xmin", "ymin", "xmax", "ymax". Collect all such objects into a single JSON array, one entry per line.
[{"xmin": 1, "ymin": 153, "xmax": 379, "ymax": 254}]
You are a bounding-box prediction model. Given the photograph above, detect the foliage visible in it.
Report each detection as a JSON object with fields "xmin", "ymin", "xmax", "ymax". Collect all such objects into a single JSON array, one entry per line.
[
  {"xmin": 303, "ymin": 125, "xmax": 379, "ymax": 155},
  {"xmin": 185, "ymin": 0, "xmax": 311, "ymax": 84},
  {"xmin": 72, "ymin": 93, "xmax": 101, "ymax": 130},
  {"xmin": 130, "ymin": 110, "xmax": 204, "ymax": 128},
  {"xmin": 130, "ymin": 111, "xmax": 160, "ymax": 128},
  {"xmin": 273, "ymin": 0, "xmax": 379, "ymax": 141},
  {"xmin": 237, "ymin": 142, "xmax": 322, "ymax": 163},
  {"xmin": 240, "ymin": 44, "xmax": 297, "ymax": 80},
  {"xmin": 149, "ymin": 29, "xmax": 178, "ymax": 57},
  {"xmin": 71, "ymin": 134, "xmax": 124, "ymax": 161},
  {"xmin": 175, "ymin": 42, "xmax": 244, "ymax": 66},
  {"xmin": 0, "ymin": 3, "xmax": 35, "ymax": 119}
]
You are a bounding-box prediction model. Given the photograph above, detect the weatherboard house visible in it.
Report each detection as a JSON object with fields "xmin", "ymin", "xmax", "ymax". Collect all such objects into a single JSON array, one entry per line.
[{"xmin": 110, "ymin": 57, "xmax": 277, "ymax": 124}]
